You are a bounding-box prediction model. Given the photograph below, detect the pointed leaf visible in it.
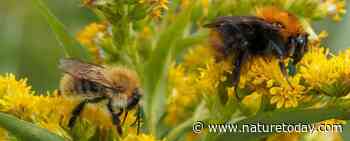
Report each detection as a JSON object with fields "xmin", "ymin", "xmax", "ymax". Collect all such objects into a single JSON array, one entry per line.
[
  {"xmin": 0, "ymin": 112, "xmax": 64, "ymax": 141},
  {"xmin": 32, "ymin": 0, "xmax": 90, "ymax": 60}
]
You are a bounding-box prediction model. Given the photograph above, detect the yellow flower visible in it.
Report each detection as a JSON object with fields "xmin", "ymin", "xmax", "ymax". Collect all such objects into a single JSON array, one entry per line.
[
  {"xmin": 0, "ymin": 74, "xmax": 32, "ymax": 97},
  {"xmin": 166, "ymin": 45, "xmax": 233, "ymax": 124},
  {"xmin": 0, "ymin": 128, "xmax": 11, "ymax": 141},
  {"xmin": 76, "ymin": 22, "xmax": 109, "ymax": 64},
  {"xmin": 240, "ymin": 57, "xmax": 285, "ymax": 88},
  {"xmin": 157, "ymin": 0, "xmax": 169, "ymax": 10},
  {"xmin": 183, "ymin": 45, "xmax": 216, "ymax": 68},
  {"xmin": 299, "ymin": 47, "xmax": 343, "ymax": 89},
  {"xmin": 266, "ymin": 132, "xmax": 300, "ymax": 141},
  {"xmin": 143, "ymin": 0, "xmax": 169, "ymax": 19},
  {"xmin": 321, "ymin": 0, "xmax": 347, "ymax": 22},
  {"xmin": 180, "ymin": 0, "xmax": 190, "ymax": 9},
  {"xmin": 0, "ymin": 74, "xmax": 137, "ymax": 140},
  {"xmin": 306, "ymin": 119, "xmax": 346, "ymax": 141},
  {"xmin": 197, "ymin": 58, "xmax": 232, "ymax": 94},
  {"xmin": 269, "ymin": 74, "xmax": 305, "ymax": 108},
  {"xmin": 166, "ymin": 64, "xmax": 200, "ymax": 124},
  {"xmin": 122, "ymin": 133, "xmax": 162, "ymax": 141}
]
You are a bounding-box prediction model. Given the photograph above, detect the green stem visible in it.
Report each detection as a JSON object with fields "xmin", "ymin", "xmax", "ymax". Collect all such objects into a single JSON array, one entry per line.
[
  {"xmin": 166, "ymin": 101, "xmax": 207, "ymax": 141},
  {"xmin": 166, "ymin": 117, "xmax": 195, "ymax": 141}
]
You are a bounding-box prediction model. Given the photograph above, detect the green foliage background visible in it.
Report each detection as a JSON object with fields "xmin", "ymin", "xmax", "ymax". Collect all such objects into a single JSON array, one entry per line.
[
  {"xmin": 0, "ymin": 1, "xmax": 96, "ymax": 92},
  {"xmin": 0, "ymin": 1, "xmax": 349, "ymax": 92}
]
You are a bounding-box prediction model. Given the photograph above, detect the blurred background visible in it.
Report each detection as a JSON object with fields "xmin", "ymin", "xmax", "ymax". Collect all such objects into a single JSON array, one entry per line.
[{"xmin": 0, "ymin": 1, "xmax": 349, "ymax": 92}]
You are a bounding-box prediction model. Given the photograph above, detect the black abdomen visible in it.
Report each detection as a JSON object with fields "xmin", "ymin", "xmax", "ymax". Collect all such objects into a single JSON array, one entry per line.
[{"xmin": 73, "ymin": 79, "xmax": 106, "ymax": 95}]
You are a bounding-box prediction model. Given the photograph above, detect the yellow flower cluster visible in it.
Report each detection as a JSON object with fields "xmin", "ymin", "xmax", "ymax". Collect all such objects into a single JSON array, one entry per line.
[
  {"xmin": 166, "ymin": 46, "xmax": 232, "ymax": 124},
  {"xmin": 76, "ymin": 22, "xmax": 110, "ymax": 64},
  {"xmin": 0, "ymin": 74, "xmax": 143, "ymax": 140},
  {"xmin": 168, "ymin": 34, "xmax": 350, "ymax": 109},
  {"xmin": 139, "ymin": 0, "xmax": 169, "ymax": 18},
  {"xmin": 166, "ymin": 64, "xmax": 200, "ymax": 124},
  {"xmin": 320, "ymin": 0, "xmax": 347, "ymax": 22},
  {"xmin": 299, "ymin": 46, "xmax": 350, "ymax": 96},
  {"xmin": 237, "ymin": 57, "xmax": 307, "ymax": 108},
  {"xmin": 123, "ymin": 133, "xmax": 163, "ymax": 141}
]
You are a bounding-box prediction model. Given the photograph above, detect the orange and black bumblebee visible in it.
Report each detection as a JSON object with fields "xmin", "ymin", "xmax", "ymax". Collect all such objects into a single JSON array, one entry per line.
[
  {"xmin": 59, "ymin": 58, "xmax": 142, "ymax": 135},
  {"xmin": 205, "ymin": 7, "xmax": 309, "ymax": 95}
]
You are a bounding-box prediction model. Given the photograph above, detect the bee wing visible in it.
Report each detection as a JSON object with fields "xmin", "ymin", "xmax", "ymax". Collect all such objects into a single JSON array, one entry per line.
[
  {"xmin": 59, "ymin": 58, "xmax": 113, "ymax": 88},
  {"xmin": 204, "ymin": 16, "xmax": 279, "ymax": 31},
  {"xmin": 204, "ymin": 16, "xmax": 255, "ymax": 27}
]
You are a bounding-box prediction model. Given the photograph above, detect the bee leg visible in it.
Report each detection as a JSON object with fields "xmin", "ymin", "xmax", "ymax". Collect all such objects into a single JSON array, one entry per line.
[
  {"xmin": 232, "ymin": 49, "xmax": 249, "ymax": 99},
  {"xmin": 278, "ymin": 60, "xmax": 293, "ymax": 86},
  {"xmin": 269, "ymin": 40, "xmax": 294, "ymax": 88},
  {"xmin": 68, "ymin": 96, "xmax": 106, "ymax": 128},
  {"xmin": 129, "ymin": 105, "xmax": 141, "ymax": 134},
  {"xmin": 107, "ymin": 99, "xmax": 123, "ymax": 135},
  {"xmin": 121, "ymin": 111, "xmax": 128, "ymax": 125}
]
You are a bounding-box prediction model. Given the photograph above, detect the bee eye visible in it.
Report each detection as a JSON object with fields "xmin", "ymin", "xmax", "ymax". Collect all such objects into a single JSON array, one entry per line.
[{"xmin": 296, "ymin": 36, "xmax": 307, "ymax": 46}]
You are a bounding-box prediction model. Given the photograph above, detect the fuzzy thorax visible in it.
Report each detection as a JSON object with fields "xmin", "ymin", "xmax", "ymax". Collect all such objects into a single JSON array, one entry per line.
[{"xmin": 256, "ymin": 6, "xmax": 304, "ymax": 39}]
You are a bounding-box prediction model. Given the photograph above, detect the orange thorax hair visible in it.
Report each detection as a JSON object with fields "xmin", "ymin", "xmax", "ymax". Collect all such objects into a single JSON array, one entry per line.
[{"xmin": 256, "ymin": 6, "xmax": 303, "ymax": 40}]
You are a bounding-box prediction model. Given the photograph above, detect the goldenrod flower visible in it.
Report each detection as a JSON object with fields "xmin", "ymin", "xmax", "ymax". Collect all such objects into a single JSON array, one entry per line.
[
  {"xmin": 266, "ymin": 132, "xmax": 300, "ymax": 141},
  {"xmin": 0, "ymin": 74, "xmax": 32, "ymax": 97},
  {"xmin": 197, "ymin": 58, "xmax": 232, "ymax": 94},
  {"xmin": 269, "ymin": 74, "xmax": 305, "ymax": 108},
  {"xmin": 140, "ymin": 0, "xmax": 169, "ymax": 19},
  {"xmin": 76, "ymin": 22, "xmax": 110, "ymax": 64},
  {"xmin": 321, "ymin": 0, "xmax": 347, "ymax": 21},
  {"xmin": 183, "ymin": 45, "xmax": 215, "ymax": 68},
  {"xmin": 300, "ymin": 47, "xmax": 338, "ymax": 88},
  {"xmin": 239, "ymin": 58, "xmax": 285, "ymax": 88},
  {"xmin": 166, "ymin": 64, "xmax": 200, "ymax": 124},
  {"xmin": 0, "ymin": 74, "xmax": 137, "ymax": 140},
  {"xmin": 122, "ymin": 133, "xmax": 161, "ymax": 141},
  {"xmin": 0, "ymin": 128, "xmax": 11, "ymax": 141}
]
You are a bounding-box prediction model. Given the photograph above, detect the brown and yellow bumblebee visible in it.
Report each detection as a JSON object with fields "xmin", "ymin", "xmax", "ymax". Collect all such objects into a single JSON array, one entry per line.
[
  {"xmin": 59, "ymin": 58, "xmax": 142, "ymax": 134},
  {"xmin": 205, "ymin": 7, "xmax": 309, "ymax": 95}
]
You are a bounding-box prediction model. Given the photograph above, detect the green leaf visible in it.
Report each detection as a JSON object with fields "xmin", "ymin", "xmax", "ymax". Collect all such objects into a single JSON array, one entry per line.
[
  {"xmin": 214, "ymin": 106, "xmax": 349, "ymax": 141},
  {"xmin": 320, "ymin": 81, "xmax": 350, "ymax": 97},
  {"xmin": 173, "ymin": 31, "xmax": 208, "ymax": 59},
  {"xmin": 0, "ymin": 112, "xmax": 64, "ymax": 141},
  {"xmin": 32, "ymin": 0, "xmax": 90, "ymax": 60},
  {"xmin": 143, "ymin": 4, "xmax": 194, "ymax": 136}
]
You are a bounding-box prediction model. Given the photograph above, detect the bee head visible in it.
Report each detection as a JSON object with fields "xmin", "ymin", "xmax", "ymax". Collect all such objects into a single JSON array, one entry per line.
[{"xmin": 288, "ymin": 33, "xmax": 309, "ymax": 64}]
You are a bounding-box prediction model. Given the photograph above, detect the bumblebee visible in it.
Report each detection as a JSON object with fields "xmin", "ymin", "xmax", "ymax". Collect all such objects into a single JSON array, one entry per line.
[
  {"xmin": 205, "ymin": 7, "xmax": 308, "ymax": 95},
  {"xmin": 59, "ymin": 58, "xmax": 142, "ymax": 134}
]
